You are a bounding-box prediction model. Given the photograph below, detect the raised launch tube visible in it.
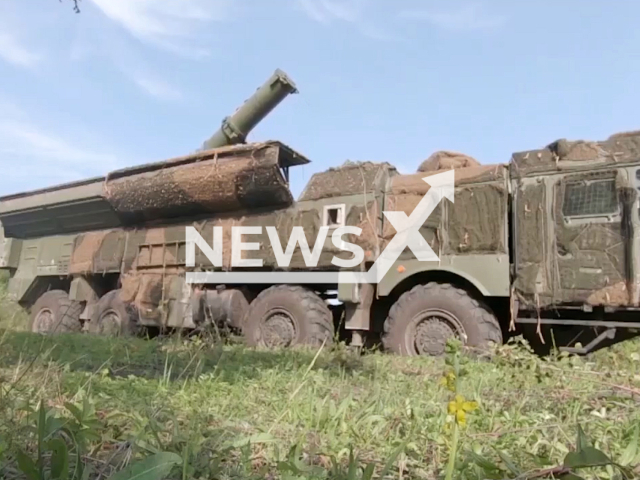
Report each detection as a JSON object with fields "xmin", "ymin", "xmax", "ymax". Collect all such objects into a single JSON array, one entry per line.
[{"xmin": 201, "ymin": 69, "xmax": 298, "ymax": 150}]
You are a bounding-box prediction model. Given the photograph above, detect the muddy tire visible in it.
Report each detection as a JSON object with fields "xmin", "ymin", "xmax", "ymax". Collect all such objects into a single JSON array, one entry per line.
[
  {"xmin": 382, "ymin": 282, "xmax": 502, "ymax": 356},
  {"xmin": 88, "ymin": 289, "xmax": 140, "ymax": 337},
  {"xmin": 29, "ymin": 290, "xmax": 83, "ymax": 334},
  {"xmin": 243, "ymin": 285, "xmax": 334, "ymax": 348}
]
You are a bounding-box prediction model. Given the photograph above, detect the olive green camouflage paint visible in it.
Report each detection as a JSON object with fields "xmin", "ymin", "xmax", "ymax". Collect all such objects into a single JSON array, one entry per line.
[
  {"xmin": 511, "ymin": 131, "xmax": 640, "ymax": 308},
  {"xmin": 201, "ymin": 69, "xmax": 298, "ymax": 150},
  {"xmin": 2, "ymin": 127, "xmax": 640, "ymax": 326}
]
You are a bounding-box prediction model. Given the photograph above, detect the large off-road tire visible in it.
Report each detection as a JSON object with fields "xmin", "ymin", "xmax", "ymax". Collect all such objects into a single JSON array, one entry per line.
[
  {"xmin": 29, "ymin": 290, "xmax": 83, "ymax": 334},
  {"xmin": 243, "ymin": 285, "xmax": 334, "ymax": 348},
  {"xmin": 88, "ymin": 289, "xmax": 140, "ymax": 337},
  {"xmin": 382, "ymin": 282, "xmax": 502, "ymax": 356}
]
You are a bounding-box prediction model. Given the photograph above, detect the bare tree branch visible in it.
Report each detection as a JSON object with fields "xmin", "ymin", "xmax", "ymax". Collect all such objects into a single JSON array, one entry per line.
[{"xmin": 60, "ymin": 0, "xmax": 81, "ymax": 13}]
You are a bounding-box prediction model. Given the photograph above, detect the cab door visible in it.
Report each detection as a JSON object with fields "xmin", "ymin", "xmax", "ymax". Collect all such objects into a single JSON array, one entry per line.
[
  {"xmin": 629, "ymin": 167, "xmax": 640, "ymax": 306},
  {"xmin": 552, "ymin": 170, "xmax": 629, "ymax": 305}
]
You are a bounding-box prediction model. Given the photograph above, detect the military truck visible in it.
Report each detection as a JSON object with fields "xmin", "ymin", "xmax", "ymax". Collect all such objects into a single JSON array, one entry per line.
[{"xmin": 1, "ymin": 69, "xmax": 639, "ymax": 356}]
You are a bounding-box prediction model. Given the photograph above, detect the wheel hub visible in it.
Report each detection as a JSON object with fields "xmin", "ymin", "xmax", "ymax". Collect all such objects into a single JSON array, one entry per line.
[
  {"xmin": 262, "ymin": 310, "xmax": 296, "ymax": 348},
  {"xmin": 33, "ymin": 308, "xmax": 55, "ymax": 334},
  {"xmin": 99, "ymin": 309, "xmax": 122, "ymax": 336},
  {"xmin": 410, "ymin": 310, "xmax": 466, "ymax": 356}
]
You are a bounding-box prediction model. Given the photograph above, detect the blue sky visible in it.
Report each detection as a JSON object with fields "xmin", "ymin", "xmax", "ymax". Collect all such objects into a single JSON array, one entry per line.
[{"xmin": 0, "ymin": 0, "xmax": 638, "ymax": 199}]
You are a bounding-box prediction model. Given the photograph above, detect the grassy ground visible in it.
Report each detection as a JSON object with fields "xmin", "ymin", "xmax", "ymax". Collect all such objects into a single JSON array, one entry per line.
[
  {"xmin": 1, "ymin": 281, "xmax": 639, "ymax": 478},
  {"xmin": 0, "ymin": 274, "xmax": 28, "ymax": 332}
]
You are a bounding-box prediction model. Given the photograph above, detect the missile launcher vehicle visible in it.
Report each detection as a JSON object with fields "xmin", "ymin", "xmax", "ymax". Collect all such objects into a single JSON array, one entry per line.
[{"xmin": 2, "ymin": 69, "xmax": 640, "ymax": 355}]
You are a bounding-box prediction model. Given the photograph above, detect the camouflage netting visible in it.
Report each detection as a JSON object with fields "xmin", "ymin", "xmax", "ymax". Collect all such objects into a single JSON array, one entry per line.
[
  {"xmin": 446, "ymin": 185, "xmax": 507, "ymax": 254},
  {"xmin": 193, "ymin": 207, "xmax": 347, "ymax": 270},
  {"xmin": 513, "ymin": 167, "xmax": 637, "ymax": 308},
  {"xmin": 609, "ymin": 129, "xmax": 640, "ymax": 139},
  {"xmin": 383, "ymin": 194, "xmax": 441, "ymax": 260},
  {"xmin": 417, "ymin": 150, "xmax": 480, "ymax": 172},
  {"xmin": 511, "ymin": 130, "xmax": 640, "ymax": 177},
  {"xmin": 104, "ymin": 151, "xmax": 293, "ymax": 223},
  {"xmin": 0, "ymin": 142, "xmax": 308, "ymax": 239},
  {"xmin": 387, "ymin": 164, "xmax": 508, "ymax": 257},
  {"xmin": 299, "ymin": 161, "xmax": 396, "ymax": 201},
  {"xmin": 552, "ymin": 170, "xmax": 630, "ymax": 305},
  {"xmin": 392, "ymin": 165, "xmax": 505, "ymax": 191},
  {"xmin": 347, "ymin": 200, "xmax": 382, "ymax": 254},
  {"xmin": 513, "ymin": 182, "xmax": 546, "ymax": 298}
]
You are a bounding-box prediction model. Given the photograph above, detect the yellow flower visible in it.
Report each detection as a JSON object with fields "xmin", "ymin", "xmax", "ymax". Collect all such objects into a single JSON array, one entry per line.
[
  {"xmin": 456, "ymin": 409, "xmax": 466, "ymax": 426},
  {"xmin": 447, "ymin": 395, "xmax": 478, "ymax": 427},
  {"xmin": 440, "ymin": 371, "xmax": 457, "ymax": 392}
]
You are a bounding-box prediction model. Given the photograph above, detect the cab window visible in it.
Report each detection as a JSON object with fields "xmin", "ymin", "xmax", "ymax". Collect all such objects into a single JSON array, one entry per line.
[{"xmin": 562, "ymin": 179, "xmax": 618, "ymax": 218}]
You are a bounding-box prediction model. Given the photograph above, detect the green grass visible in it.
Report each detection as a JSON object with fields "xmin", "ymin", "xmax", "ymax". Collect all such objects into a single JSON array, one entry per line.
[
  {"xmin": 1, "ymin": 323, "xmax": 640, "ymax": 479},
  {"xmin": 0, "ymin": 274, "xmax": 638, "ymax": 478},
  {"xmin": 0, "ymin": 273, "xmax": 28, "ymax": 332}
]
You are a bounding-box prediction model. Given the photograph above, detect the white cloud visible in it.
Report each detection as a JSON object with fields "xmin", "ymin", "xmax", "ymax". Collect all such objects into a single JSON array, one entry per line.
[
  {"xmin": 295, "ymin": 0, "xmax": 398, "ymax": 41},
  {"xmin": 296, "ymin": 0, "xmax": 361, "ymax": 23},
  {"xmin": 0, "ymin": 32, "xmax": 40, "ymax": 68},
  {"xmin": 98, "ymin": 42, "xmax": 186, "ymax": 102},
  {"xmin": 295, "ymin": 0, "xmax": 330, "ymax": 23},
  {"xmin": 399, "ymin": 3, "xmax": 506, "ymax": 31},
  {"xmin": 0, "ymin": 2, "xmax": 41, "ymax": 68},
  {"xmin": 0, "ymin": 122, "xmax": 118, "ymax": 166},
  {"xmin": 132, "ymin": 73, "xmax": 184, "ymax": 101},
  {"xmin": 89, "ymin": 0, "xmax": 233, "ymax": 57},
  {"xmin": 0, "ymin": 101, "xmax": 123, "ymax": 193}
]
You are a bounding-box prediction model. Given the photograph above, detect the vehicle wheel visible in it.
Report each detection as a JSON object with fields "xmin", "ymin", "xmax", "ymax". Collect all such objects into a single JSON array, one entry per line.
[
  {"xmin": 29, "ymin": 290, "xmax": 83, "ymax": 334},
  {"xmin": 89, "ymin": 289, "xmax": 140, "ymax": 337},
  {"xmin": 382, "ymin": 282, "xmax": 502, "ymax": 356},
  {"xmin": 243, "ymin": 285, "xmax": 334, "ymax": 348}
]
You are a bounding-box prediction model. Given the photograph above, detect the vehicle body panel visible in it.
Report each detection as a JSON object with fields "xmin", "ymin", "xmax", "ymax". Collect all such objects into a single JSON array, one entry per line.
[
  {"xmin": 2, "ymin": 126, "xmax": 640, "ymax": 334},
  {"xmin": 510, "ymin": 131, "xmax": 640, "ymax": 309}
]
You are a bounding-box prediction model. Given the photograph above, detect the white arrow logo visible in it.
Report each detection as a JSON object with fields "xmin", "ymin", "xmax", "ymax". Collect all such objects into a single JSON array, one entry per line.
[
  {"xmin": 186, "ymin": 169, "xmax": 455, "ymax": 285},
  {"xmin": 352, "ymin": 169, "xmax": 455, "ymax": 284}
]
